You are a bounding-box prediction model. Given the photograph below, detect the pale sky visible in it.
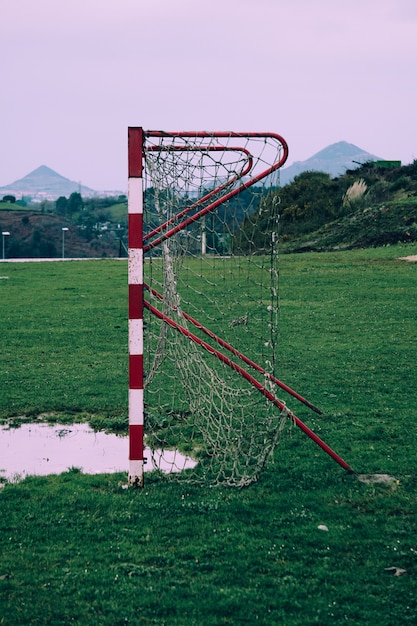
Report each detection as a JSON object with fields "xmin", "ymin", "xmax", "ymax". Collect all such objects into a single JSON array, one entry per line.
[{"xmin": 1, "ymin": 0, "xmax": 416, "ymax": 192}]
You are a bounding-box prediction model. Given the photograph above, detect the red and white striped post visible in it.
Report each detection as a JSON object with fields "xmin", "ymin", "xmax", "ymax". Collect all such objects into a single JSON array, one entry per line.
[{"xmin": 128, "ymin": 127, "xmax": 145, "ymax": 487}]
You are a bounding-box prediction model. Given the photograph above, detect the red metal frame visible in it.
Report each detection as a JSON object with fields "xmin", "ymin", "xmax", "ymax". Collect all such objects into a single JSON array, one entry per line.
[
  {"xmin": 129, "ymin": 128, "xmax": 354, "ymax": 484},
  {"xmin": 143, "ymin": 131, "xmax": 288, "ymax": 253}
]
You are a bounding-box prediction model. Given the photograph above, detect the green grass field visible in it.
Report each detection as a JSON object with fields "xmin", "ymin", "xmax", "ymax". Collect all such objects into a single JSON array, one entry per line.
[{"xmin": 1, "ymin": 244, "xmax": 417, "ymax": 624}]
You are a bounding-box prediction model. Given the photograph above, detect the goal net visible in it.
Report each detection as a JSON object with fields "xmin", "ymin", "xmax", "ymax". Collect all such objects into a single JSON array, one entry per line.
[{"xmin": 129, "ymin": 130, "xmax": 294, "ymax": 486}]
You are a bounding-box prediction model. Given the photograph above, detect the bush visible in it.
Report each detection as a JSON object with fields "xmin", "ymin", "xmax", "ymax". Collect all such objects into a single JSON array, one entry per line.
[
  {"xmin": 2, "ymin": 195, "xmax": 16, "ymax": 203},
  {"xmin": 342, "ymin": 179, "xmax": 367, "ymax": 210}
]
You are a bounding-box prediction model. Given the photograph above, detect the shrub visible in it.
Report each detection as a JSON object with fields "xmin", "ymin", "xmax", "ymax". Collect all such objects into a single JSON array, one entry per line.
[{"xmin": 342, "ymin": 179, "xmax": 367, "ymax": 210}]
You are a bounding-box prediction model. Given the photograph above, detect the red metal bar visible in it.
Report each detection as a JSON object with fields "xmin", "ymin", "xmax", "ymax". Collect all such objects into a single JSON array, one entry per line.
[
  {"xmin": 144, "ymin": 282, "xmax": 322, "ymax": 414},
  {"xmin": 128, "ymin": 127, "xmax": 144, "ymax": 178},
  {"xmin": 144, "ymin": 298, "xmax": 354, "ymax": 473},
  {"xmin": 146, "ymin": 130, "xmax": 288, "ymax": 144}
]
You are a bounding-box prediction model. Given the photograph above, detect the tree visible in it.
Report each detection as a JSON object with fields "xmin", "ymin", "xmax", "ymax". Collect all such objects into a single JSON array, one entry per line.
[
  {"xmin": 259, "ymin": 171, "xmax": 343, "ymax": 239},
  {"xmin": 2, "ymin": 195, "xmax": 16, "ymax": 203},
  {"xmin": 68, "ymin": 192, "xmax": 83, "ymax": 214},
  {"xmin": 56, "ymin": 196, "xmax": 68, "ymax": 216},
  {"xmin": 76, "ymin": 211, "xmax": 96, "ymax": 241}
]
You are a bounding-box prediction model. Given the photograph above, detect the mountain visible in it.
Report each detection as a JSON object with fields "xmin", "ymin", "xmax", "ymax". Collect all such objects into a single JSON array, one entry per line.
[
  {"xmin": 0, "ymin": 165, "xmax": 97, "ymax": 200},
  {"xmin": 1, "ymin": 142, "xmax": 382, "ymax": 200},
  {"xmin": 279, "ymin": 141, "xmax": 382, "ymax": 186}
]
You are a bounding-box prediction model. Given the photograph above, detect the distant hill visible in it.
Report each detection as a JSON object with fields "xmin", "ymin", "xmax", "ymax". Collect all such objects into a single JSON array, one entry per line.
[
  {"xmin": 0, "ymin": 209, "xmax": 122, "ymax": 258},
  {"xmin": 279, "ymin": 141, "xmax": 382, "ymax": 186},
  {"xmin": 0, "ymin": 165, "xmax": 97, "ymax": 201}
]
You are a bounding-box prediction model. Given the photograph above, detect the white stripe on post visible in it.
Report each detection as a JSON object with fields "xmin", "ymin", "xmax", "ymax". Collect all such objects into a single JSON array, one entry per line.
[
  {"xmin": 129, "ymin": 388, "xmax": 144, "ymax": 424},
  {"xmin": 128, "ymin": 248, "xmax": 143, "ymax": 283},
  {"xmin": 129, "ymin": 318, "xmax": 144, "ymax": 355}
]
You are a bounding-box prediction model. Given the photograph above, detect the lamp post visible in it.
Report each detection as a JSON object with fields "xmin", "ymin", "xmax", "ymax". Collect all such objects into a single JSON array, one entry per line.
[
  {"xmin": 62, "ymin": 227, "xmax": 69, "ymax": 259},
  {"xmin": 2, "ymin": 231, "xmax": 10, "ymax": 260}
]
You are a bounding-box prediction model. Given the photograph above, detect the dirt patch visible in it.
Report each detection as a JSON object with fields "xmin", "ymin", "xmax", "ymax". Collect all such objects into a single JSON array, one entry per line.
[
  {"xmin": 399, "ymin": 255, "xmax": 417, "ymax": 261},
  {"xmin": 357, "ymin": 473, "xmax": 399, "ymax": 485}
]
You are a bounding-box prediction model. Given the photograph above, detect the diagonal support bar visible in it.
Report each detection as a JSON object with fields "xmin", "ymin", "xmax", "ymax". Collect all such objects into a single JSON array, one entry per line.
[
  {"xmin": 145, "ymin": 298, "xmax": 355, "ymax": 474},
  {"xmin": 145, "ymin": 282, "xmax": 323, "ymax": 414}
]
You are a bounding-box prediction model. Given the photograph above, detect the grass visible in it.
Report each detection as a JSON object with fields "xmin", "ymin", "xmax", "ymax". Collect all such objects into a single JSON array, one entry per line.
[
  {"xmin": 0, "ymin": 202, "xmax": 32, "ymax": 211},
  {"xmin": 1, "ymin": 244, "xmax": 417, "ymax": 624},
  {"xmin": 105, "ymin": 201, "xmax": 128, "ymax": 223},
  {"xmin": 0, "ymin": 260, "xmax": 128, "ymax": 427}
]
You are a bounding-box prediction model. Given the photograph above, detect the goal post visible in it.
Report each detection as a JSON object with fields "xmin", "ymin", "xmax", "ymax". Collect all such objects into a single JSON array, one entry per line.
[
  {"xmin": 127, "ymin": 128, "xmax": 353, "ymax": 488},
  {"xmin": 127, "ymin": 127, "xmax": 145, "ymax": 487}
]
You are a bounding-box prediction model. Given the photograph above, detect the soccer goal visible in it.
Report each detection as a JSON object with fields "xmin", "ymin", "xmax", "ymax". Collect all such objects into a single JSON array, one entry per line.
[{"xmin": 127, "ymin": 128, "xmax": 353, "ymax": 487}]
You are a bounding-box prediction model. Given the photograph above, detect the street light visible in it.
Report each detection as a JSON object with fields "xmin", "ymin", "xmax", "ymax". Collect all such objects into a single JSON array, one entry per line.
[
  {"xmin": 2, "ymin": 231, "xmax": 10, "ymax": 260},
  {"xmin": 62, "ymin": 227, "xmax": 69, "ymax": 259}
]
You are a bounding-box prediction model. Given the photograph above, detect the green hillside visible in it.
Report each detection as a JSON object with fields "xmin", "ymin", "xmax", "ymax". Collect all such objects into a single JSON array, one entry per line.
[
  {"xmin": 239, "ymin": 159, "xmax": 417, "ymax": 253},
  {"xmin": 0, "ymin": 194, "xmax": 127, "ymax": 258},
  {"xmin": 280, "ymin": 197, "xmax": 417, "ymax": 253}
]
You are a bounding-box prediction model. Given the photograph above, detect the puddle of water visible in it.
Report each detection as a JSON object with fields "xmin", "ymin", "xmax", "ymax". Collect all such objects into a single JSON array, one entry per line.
[{"xmin": 0, "ymin": 423, "xmax": 196, "ymax": 482}]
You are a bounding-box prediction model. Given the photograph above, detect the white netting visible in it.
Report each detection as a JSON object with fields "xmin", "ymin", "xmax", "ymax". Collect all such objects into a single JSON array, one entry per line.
[{"xmin": 142, "ymin": 132, "xmax": 288, "ymax": 486}]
